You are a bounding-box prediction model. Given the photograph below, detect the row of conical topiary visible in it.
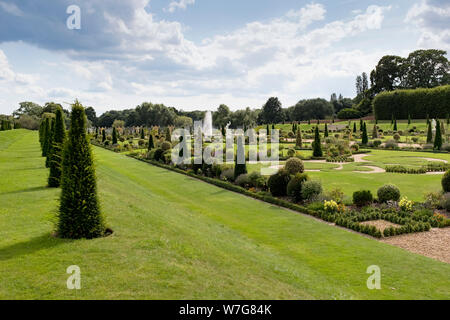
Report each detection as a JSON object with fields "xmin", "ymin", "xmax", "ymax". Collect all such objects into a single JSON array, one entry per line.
[{"xmin": 39, "ymin": 101, "xmax": 107, "ymax": 239}]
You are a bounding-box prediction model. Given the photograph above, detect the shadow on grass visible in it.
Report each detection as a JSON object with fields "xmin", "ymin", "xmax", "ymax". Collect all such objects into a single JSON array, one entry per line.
[
  {"xmin": 0, "ymin": 186, "xmax": 49, "ymax": 195},
  {"xmin": 0, "ymin": 233, "xmax": 72, "ymax": 262}
]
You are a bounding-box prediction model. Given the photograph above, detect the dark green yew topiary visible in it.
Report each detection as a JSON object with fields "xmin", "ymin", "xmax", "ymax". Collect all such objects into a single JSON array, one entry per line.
[
  {"xmin": 42, "ymin": 118, "xmax": 51, "ymax": 157},
  {"xmin": 434, "ymin": 120, "xmax": 442, "ymax": 150},
  {"xmin": 234, "ymin": 135, "xmax": 247, "ymax": 179},
  {"xmin": 102, "ymin": 128, "xmax": 106, "ymax": 142},
  {"xmin": 268, "ymin": 169, "xmax": 291, "ymax": 197},
  {"xmin": 442, "ymin": 170, "xmax": 450, "ymax": 193},
  {"xmin": 112, "ymin": 127, "xmax": 118, "ymax": 145},
  {"xmin": 312, "ymin": 126, "xmax": 322, "ymax": 157},
  {"xmin": 58, "ymin": 101, "xmax": 106, "ymax": 239},
  {"xmin": 287, "ymin": 173, "xmax": 309, "ymax": 202},
  {"xmin": 361, "ymin": 122, "xmax": 368, "ymax": 145},
  {"xmin": 377, "ymin": 184, "xmax": 400, "ymax": 203},
  {"xmin": 353, "ymin": 190, "xmax": 373, "ymax": 207},
  {"xmin": 45, "ymin": 120, "xmax": 55, "ymax": 168},
  {"xmin": 48, "ymin": 107, "xmax": 66, "ymax": 188},
  {"xmin": 148, "ymin": 134, "xmax": 155, "ymax": 151}
]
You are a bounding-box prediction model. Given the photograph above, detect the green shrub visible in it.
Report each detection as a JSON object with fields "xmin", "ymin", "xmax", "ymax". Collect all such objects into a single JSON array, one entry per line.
[
  {"xmin": 268, "ymin": 169, "xmax": 291, "ymax": 197},
  {"xmin": 161, "ymin": 141, "xmax": 171, "ymax": 151},
  {"xmin": 287, "ymin": 173, "xmax": 309, "ymax": 202},
  {"xmin": 442, "ymin": 170, "xmax": 450, "ymax": 192},
  {"xmin": 441, "ymin": 193, "xmax": 450, "ymax": 211},
  {"xmin": 301, "ymin": 180, "xmax": 322, "ymax": 201},
  {"xmin": 154, "ymin": 148, "xmax": 164, "ymax": 161},
  {"xmin": 48, "ymin": 107, "xmax": 66, "ymax": 188},
  {"xmin": 248, "ymin": 171, "xmax": 267, "ymax": 189},
  {"xmin": 377, "ymin": 184, "xmax": 401, "ymax": 203},
  {"xmin": 235, "ymin": 174, "xmax": 250, "ymax": 188},
  {"xmin": 220, "ymin": 168, "xmax": 235, "ymax": 182},
  {"xmin": 284, "ymin": 157, "xmax": 304, "ymax": 175},
  {"xmin": 353, "ymin": 190, "xmax": 373, "ymax": 207},
  {"xmin": 58, "ymin": 101, "xmax": 106, "ymax": 239}
]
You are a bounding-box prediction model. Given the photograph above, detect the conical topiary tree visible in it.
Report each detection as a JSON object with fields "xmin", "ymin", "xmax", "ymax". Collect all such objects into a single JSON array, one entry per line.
[
  {"xmin": 234, "ymin": 135, "xmax": 247, "ymax": 179},
  {"xmin": 102, "ymin": 128, "xmax": 106, "ymax": 142},
  {"xmin": 324, "ymin": 123, "xmax": 328, "ymax": 137},
  {"xmin": 427, "ymin": 122, "xmax": 433, "ymax": 143},
  {"xmin": 393, "ymin": 118, "xmax": 397, "ymax": 131},
  {"xmin": 58, "ymin": 101, "xmax": 106, "ymax": 239},
  {"xmin": 140, "ymin": 127, "xmax": 145, "ymax": 139},
  {"xmin": 148, "ymin": 134, "xmax": 155, "ymax": 151},
  {"xmin": 42, "ymin": 118, "xmax": 51, "ymax": 157},
  {"xmin": 361, "ymin": 122, "xmax": 368, "ymax": 145},
  {"xmin": 46, "ymin": 119, "xmax": 55, "ymax": 168},
  {"xmin": 295, "ymin": 128, "xmax": 302, "ymax": 148},
  {"xmin": 372, "ymin": 124, "xmax": 378, "ymax": 139},
  {"xmin": 112, "ymin": 127, "xmax": 118, "ymax": 145},
  {"xmin": 48, "ymin": 107, "xmax": 66, "ymax": 187},
  {"xmin": 353, "ymin": 122, "xmax": 357, "ymax": 133},
  {"xmin": 434, "ymin": 120, "xmax": 442, "ymax": 150},
  {"xmin": 312, "ymin": 126, "xmax": 322, "ymax": 157}
]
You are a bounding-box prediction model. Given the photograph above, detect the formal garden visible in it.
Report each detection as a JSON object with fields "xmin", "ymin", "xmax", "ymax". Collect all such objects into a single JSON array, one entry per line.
[{"xmin": 1, "ymin": 50, "xmax": 449, "ymax": 299}]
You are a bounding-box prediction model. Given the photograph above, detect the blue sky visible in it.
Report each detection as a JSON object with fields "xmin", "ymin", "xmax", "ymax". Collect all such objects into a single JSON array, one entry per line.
[{"xmin": 0, "ymin": 0, "xmax": 448, "ymax": 115}]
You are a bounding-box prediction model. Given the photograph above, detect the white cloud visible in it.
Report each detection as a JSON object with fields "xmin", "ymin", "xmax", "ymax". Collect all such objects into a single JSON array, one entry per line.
[
  {"xmin": 406, "ymin": 0, "xmax": 450, "ymax": 50},
  {"xmin": 165, "ymin": 0, "xmax": 195, "ymax": 13},
  {"xmin": 0, "ymin": 1, "xmax": 23, "ymax": 16}
]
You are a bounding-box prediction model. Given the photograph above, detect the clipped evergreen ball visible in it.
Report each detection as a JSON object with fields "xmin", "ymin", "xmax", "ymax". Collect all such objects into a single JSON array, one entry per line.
[
  {"xmin": 58, "ymin": 101, "xmax": 106, "ymax": 239},
  {"xmin": 442, "ymin": 170, "xmax": 450, "ymax": 193}
]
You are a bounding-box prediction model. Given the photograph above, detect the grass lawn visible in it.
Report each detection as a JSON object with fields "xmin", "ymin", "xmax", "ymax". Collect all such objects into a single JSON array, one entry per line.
[{"xmin": 0, "ymin": 129, "xmax": 449, "ymax": 299}]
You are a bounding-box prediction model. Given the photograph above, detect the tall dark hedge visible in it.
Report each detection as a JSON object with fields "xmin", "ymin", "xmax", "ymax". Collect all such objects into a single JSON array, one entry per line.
[
  {"xmin": 48, "ymin": 107, "xmax": 66, "ymax": 187},
  {"xmin": 373, "ymin": 85, "xmax": 450, "ymax": 120},
  {"xmin": 58, "ymin": 101, "xmax": 105, "ymax": 239},
  {"xmin": 45, "ymin": 119, "xmax": 55, "ymax": 168}
]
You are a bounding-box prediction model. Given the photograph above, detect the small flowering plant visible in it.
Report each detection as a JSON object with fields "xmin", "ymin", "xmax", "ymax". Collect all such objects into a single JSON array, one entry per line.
[
  {"xmin": 399, "ymin": 197, "xmax": 413, "ymax": 212},
  {"xmin": 324, "ymin": 200, "xmax": 339, "ymax": 213}
]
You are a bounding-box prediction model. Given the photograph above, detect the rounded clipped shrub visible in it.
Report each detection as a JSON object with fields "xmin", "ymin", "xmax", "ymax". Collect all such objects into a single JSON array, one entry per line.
[
  {"xmin": 284, "ymin": 157, "xmax": 304, "ymax": 175},
  {"xmin": 220, "ymin": 168, "xmax": 235, "ymax": 182},
  {"xmin": 161, "ymin": 141, "xmax": 172, "ymax": 151},
  {"xmin": 154, "ymin": 148, "xmax": 164, "ymax": 161},
  {"xmin": 353, "ymin": 190, "xmax": 373, "ymax": 207},
  {"xmin": 248, "ymin": 171, "xmax": 267, "ymax": 189},
  {"xmin": 287, "ymin": 173, "xmax": 309, "ymax": 202},
  {"xmin": 442, "ymin": 170, "xmax": 450, "ymax": 192},
  {"xmin": 377, "ymin": 184, "xmax": 401, "ymax": 203},
  {"xmin": 440, "ymin": 192, "xmax": 450, "ymax": 211},
  {"xmin": 268, "ymin": 169, "xmax": 291, "ymax": 197},
  {"xmin": 301, "ymin": 180, "xmax": 322, "ymax": 202},
  {"xmin": 235, "ymin": 174, "xmax": 250, "ymax": 188}
]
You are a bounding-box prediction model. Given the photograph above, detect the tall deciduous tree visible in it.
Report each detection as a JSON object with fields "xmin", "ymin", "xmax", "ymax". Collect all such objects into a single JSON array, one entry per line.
[
  {"xmin": 58, "ymin": 101, "xmax": 106, "ymax": 239},
  {"xmin": 259, "ymin": 97, "xmax": 283, "ymax": 124}
]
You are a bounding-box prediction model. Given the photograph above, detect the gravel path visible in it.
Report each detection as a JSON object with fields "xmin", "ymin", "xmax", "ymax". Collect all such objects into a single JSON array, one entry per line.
[{"xmin": 381, "ymin": 228, "xmax": 450, "ymax": 264}]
